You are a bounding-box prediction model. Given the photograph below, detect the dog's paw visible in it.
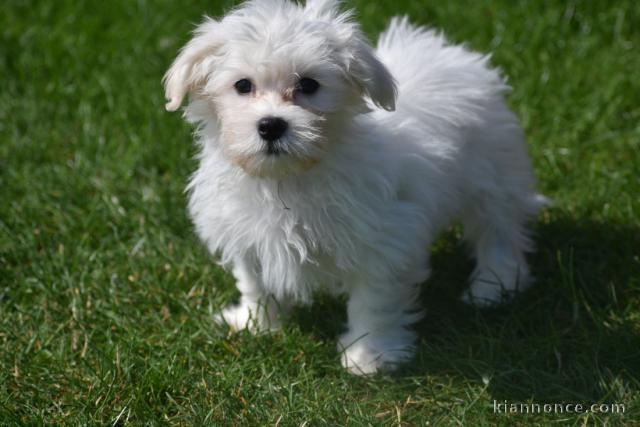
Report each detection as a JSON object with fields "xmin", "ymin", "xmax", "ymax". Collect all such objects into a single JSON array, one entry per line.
[
  {"xmin": 214, "ymin": 300, "xmax": 281, "ymax": 333},
  {"xmin": 338, "ymin": 331, "xmax": 415, "ymax": 376},
  {"xmin": 461, "ymin": 282, "xmax": 506, "ymax": 307},
  {"xmin": 461, "ymin": 277, "xmax": 528, "ymax": 307},
  {"xmin": 462, "ymin": 263, "xmax": 532, "ymax": 307}
]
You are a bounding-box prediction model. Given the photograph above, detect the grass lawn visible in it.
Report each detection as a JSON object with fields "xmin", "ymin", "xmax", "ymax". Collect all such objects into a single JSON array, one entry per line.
[{"xmin": 1, "ymin": 0, "xmax": 639, "ymax": 424}]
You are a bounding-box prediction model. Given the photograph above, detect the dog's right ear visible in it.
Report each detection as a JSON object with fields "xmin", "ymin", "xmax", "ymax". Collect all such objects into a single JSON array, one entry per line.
[{"xmin": 163, "ymin": 18, "xmax": 223, "ymax": 112}]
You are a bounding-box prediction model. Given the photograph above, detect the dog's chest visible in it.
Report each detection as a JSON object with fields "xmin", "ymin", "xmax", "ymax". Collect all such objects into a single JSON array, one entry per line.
[{"xmin": 190, "ymin": 174, "xmax": 364, "ymax": 297}]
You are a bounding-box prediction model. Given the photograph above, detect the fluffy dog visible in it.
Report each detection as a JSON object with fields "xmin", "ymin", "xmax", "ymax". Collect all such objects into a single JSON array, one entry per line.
[{"xmin": 163, "ymin": 0, "xmax": 545, "ymax": 375}]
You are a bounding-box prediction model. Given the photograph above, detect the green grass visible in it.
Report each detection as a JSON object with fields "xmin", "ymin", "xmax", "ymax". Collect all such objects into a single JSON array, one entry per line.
[{"xmin": 1, "ymin": 0, "xmax": 639, "ymax": 424}]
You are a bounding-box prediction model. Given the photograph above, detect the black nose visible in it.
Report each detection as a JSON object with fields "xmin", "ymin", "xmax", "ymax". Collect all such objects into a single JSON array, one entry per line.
[{"xmin": 257, "ymin": 117, "xmax": 288, "ymax": 142}]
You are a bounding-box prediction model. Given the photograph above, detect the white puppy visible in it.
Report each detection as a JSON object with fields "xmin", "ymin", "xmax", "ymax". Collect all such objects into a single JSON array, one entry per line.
[{"xmin": 164, "ymin": 0, "xmax": 545, "ymax": 375}]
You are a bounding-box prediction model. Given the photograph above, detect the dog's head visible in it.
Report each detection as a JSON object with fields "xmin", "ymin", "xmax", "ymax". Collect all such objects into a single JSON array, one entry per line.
[{"xmin": 163, "ymin": 0, "xmax": 396, "ymax": 177}]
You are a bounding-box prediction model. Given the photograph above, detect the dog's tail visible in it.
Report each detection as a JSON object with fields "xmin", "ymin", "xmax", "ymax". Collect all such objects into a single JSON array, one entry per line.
[{"xmin": 375, "ymin": 17, "xmax": 509, "ymax": 129}]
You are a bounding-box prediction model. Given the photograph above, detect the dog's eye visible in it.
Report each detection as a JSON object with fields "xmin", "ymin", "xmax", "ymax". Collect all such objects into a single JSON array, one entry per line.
[
  {"xmin": 234, "ymin": 79, "xmax": 253, "ymax": 94},
  {"xmin": 296, "ymin": 77, "xmax": 319, "ymax": 95}
]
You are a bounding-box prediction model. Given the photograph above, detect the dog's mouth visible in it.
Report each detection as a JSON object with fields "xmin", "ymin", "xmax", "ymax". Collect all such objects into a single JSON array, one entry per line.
[
  {"xmin": 230, "ymin": 145, "xmax": 321, "ymax": 178},
  {"xmin": 221, "ymin": 119, "xmax": 327, "ymax": 177},
  {"xmin": 265, "ymin": 140, "xmax": 286, "ymax": 156}
]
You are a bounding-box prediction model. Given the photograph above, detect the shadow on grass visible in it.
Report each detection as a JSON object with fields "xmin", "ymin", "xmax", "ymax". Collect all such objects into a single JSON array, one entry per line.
[
  {"xmin": 409, "ymin": 215, "xmax": 640, "ymax": 403},
  {"xmin": 293, "ymin": 215, "xmax": 640, "ymax": 403}
]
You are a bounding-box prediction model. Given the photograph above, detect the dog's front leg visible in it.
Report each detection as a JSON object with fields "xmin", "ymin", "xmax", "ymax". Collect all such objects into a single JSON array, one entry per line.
[
  {"xmin": 338, "ymin": 277, "xmax": 423, "ymax": 375},
  {"xmin": 214, "ymin": 256, "xmax": 287, "ymax": 333}
]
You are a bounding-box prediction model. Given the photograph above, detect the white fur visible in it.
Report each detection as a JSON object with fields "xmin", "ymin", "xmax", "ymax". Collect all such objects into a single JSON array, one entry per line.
[{"xmin": 164, "ymin": 0, "xmax": 546, "ymax": 375}]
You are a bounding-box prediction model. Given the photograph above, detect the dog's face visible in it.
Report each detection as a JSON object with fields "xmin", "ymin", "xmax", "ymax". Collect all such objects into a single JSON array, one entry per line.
[{"xmin": 164, "ymin": 0, "xmax": 396, "ymax": 177}]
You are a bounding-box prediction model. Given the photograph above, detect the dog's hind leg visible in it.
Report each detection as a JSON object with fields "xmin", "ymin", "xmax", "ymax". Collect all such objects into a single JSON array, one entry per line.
[{"xmin": 460, "ymin": 192, "xmax": 542, "ymax": 307}]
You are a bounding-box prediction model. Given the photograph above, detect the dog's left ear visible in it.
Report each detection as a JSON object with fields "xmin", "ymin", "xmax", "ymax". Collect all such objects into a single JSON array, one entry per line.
[
  {"xmin": 305, "ymin": 0, "xmax": 395, "ymax": 110},
  {"xmin": 163, "ymin": 18, "xmax": 223, "ymax": 112},
  {"xmin": 347, "ymin": 33, "xmax": 397, "ymax": 111}
]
